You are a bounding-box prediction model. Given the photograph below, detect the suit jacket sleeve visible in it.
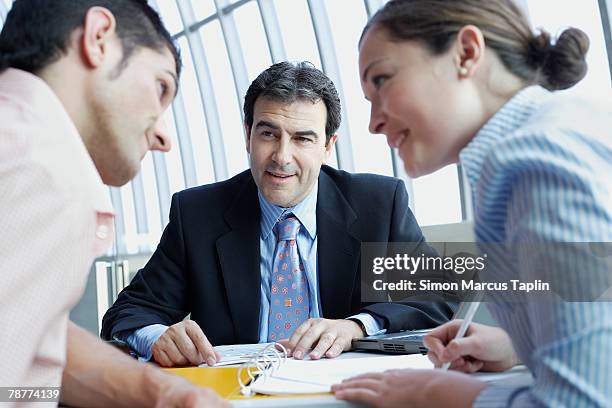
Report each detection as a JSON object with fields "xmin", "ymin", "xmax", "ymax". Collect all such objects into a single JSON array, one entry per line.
[
  {"xmin": 360, "ymin": 180, "xmax": 458, "ymax": 332},
  {"xmin": 100, "ymin": 193, "xmax": 190, "ymax": 340}
]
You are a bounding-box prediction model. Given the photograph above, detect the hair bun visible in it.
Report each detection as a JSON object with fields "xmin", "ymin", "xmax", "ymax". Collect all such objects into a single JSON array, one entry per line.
[
  {"xmin": 530, "ymin": 27, "xmax": 589, "ymax": 91},
  {"xmin": 528, "ymin": 30, "xmax": 553, "ymax": 65}
]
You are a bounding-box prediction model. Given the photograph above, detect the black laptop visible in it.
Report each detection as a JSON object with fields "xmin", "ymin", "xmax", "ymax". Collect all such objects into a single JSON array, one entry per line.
[
  {"xmin": 352, "ymin": 301, "xmax": 472, "ymax": 355},
  {"xmin": 351, "ymin": 328, "xmax": 432, "ymax": 355}
]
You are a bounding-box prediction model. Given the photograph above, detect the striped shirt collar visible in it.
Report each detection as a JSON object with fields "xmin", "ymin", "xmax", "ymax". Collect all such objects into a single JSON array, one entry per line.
[
  {"xmin": 258, "ymin": 182, "xmax": 318, "ymax": 240},
  {"xmin": 459, "ymin": 86, "xmax": 551, "ymax": 190}
]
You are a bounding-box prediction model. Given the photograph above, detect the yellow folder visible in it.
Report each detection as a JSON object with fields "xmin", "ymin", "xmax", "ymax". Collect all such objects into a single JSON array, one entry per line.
[{"xmin": 164, "ymin": 366, "xmax": 332, "ymax": 400}]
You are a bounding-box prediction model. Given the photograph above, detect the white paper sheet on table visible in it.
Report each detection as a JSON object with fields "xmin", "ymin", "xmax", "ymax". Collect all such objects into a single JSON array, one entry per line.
[
  {"xmin": 250, "ymin": 354, "xmax": 433, "ymax": 395},
  {"xmin": 199, "ymin": 343, "xmax": 279, "ymax": 367}
]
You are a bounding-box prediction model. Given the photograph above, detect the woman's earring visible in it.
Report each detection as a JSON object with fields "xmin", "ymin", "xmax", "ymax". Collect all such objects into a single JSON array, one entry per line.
[{"xmin": 459, "ymin": 67, "xmax": 469, "ymax": 77}]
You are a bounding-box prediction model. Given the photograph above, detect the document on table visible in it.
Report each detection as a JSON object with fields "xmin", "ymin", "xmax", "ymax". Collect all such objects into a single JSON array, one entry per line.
[
  {"xmin": 247, "ymin": 353, "xmax": 531, "ymax": 395},
  {"xmin": 200, "ymin": 344, "xmax": 531, "ymax": 395},
  {"xmin": 199, "ymin": 343, "xmax": 279, "ymax": 367},
  {"xmin": 250, "ymin": 354, "xmax": 433, "ymax": 395}
]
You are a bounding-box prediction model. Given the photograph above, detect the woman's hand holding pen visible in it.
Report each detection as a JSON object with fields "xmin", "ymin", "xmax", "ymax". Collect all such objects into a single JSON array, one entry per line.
[
  {"xmin": 333, "ymin": 321, "xmax": 517, "ymax": 407},
  {"xmin": 424, "ymin": 320, "xmax": 520, "ymax": 373}
]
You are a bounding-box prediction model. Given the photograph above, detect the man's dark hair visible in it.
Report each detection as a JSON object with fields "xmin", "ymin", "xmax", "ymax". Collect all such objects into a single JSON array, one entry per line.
[
  {"xmin": 244, "ymin": 61, "xmax": 341, "ymax": 144},
  {"xmin": 0, "ymin": 0, "xmax": 181, "ymax": 78}
]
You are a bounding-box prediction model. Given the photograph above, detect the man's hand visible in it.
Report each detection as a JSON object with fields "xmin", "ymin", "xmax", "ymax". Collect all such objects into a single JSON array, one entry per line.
[
  {"xmin": 154, "ymin": 373, "xmax": 230, "ymax": 408},
  {"xmin": 424, "ymin": 320, "xmax": 519, "ymax": 373},
  {"xmin": 152, "ymin": 320, "xmax": 220, "ymax": 367},
  {"xmin": 279, "ymin": 318, "xmax": 365, "ymax": 360},
  {"xmin": 62, "ymin": 321, "xmax": 228, "ymax": 408},
  {"xmin": 332, "ymin": 368, "xmax": 486, "ymax": 408}
]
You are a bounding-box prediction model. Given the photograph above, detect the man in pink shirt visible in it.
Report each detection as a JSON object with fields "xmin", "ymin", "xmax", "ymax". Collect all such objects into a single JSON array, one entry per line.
[{"xmin": 0, "ymin": 1, "xmax": 227, "ymax": 406}]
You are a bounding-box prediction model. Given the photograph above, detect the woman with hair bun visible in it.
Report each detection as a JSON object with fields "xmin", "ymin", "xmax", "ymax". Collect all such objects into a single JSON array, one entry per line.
[{"xmin": 332, "ymin": 0, "xmax": 611, "ymax": 406}]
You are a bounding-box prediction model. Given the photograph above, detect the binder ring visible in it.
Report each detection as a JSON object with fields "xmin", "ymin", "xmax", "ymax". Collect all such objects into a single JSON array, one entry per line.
[{"xmin": 238, "ymin": 342, "xmax": 287, "ymax": 396}]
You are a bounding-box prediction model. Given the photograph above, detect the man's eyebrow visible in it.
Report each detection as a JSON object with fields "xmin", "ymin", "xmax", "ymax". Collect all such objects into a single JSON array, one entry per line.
[
  {"xmin": 295, "ymin": 130, "xmax": 319, "ymax": 140},
  {"xmin": 165, "ymin": 70, "xmax": 179, "ymax": 97},
  {"xmin": 255, "ymin": 120, "xmax": 280, "ymax": 130}
]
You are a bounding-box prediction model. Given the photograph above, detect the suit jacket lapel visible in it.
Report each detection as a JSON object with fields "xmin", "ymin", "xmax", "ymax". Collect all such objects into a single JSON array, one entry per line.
[
  {"xmin": 216, "ymin": 176, "xmax": 261, "ymax": 343},
  {"xmin": 317, "ymin": 171, "xmax": 361, "ymax": 318}
]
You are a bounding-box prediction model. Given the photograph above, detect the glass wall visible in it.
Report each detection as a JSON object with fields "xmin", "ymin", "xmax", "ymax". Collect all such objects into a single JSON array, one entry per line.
[
  {"xmin": 1, "ymin": 0, "xmax": 610, "ymax": 255},
  {"xmin": 142, "ymin": 0, "xmax": 611, "ymax": 238}
]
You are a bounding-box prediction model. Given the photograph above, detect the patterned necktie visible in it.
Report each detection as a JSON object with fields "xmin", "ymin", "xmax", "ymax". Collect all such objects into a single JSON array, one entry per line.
[{"xmin": 267, "ymin": 216, "xmax": 310, "ymax": 342}]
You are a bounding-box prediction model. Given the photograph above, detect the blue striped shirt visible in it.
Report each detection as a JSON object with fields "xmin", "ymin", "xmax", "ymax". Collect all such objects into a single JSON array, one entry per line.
[
  {"xmin": 460, "ymin": 86, "xmax": 612, "ymax": 407},
  {"xmin": 125, "ymin": 183, "xmax": 382, "ymax": 359}
]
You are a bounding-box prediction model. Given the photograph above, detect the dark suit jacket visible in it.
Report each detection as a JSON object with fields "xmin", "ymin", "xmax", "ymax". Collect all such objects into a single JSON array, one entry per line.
[{"xmin": 101, "ymin": 166, "xmax": 456, "ymax": 344}]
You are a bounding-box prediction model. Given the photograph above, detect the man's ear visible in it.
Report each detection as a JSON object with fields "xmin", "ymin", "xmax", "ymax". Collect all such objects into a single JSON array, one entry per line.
[
  {"xmin": 453, "ymin": 25, "xmax": 485, "ymax": 78},
  {"xmin": 244, "ymin": 122, "xmax": 251, "ymax": 154},
  {"xmin": 80, "ymin": 7, "xmax": 116, "ymax": 68},
  {"xmin": 325, "ymin": 134, "xmax": 338, "ymax": 157}
]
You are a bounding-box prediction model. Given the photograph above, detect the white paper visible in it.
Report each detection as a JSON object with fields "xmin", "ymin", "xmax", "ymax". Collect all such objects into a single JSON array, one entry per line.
[
  {"xmin": 199, "ymin": 342, "xmax": 280, "ymax": 367},
  {"xmin": 249, "ymin": 354, "xmax": 530, "ymax": 395},
  {"xmin": 251, "ymin": 354, "xmax": 433, "ymax": 395}
]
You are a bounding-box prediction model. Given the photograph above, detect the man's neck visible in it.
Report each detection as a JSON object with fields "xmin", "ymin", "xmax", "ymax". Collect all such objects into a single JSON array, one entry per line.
[{"xmin": 37, "ymin": 59, "xmax": 93, "ymax": 148}]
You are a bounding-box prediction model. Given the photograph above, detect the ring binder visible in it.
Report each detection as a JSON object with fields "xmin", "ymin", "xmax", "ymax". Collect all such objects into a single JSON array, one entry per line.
[
  {"xmin": 238, "ymin": 343, "xmax": 288, "ymax": 396},
  {"xmin": 236, "ymin": 347, "xmax": 440, "ymax": 396}
]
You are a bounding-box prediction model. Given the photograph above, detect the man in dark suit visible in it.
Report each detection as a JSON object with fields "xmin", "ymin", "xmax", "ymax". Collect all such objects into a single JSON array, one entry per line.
[{"xmin": 102, "ymin": 62, "xmax": 455, "ymax": 367}]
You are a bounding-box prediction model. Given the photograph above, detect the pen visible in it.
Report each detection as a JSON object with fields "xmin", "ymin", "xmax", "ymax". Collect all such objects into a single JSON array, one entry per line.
[{"xmin": 441, "ymin": 298, "xmax": 481, "ymax": 371}]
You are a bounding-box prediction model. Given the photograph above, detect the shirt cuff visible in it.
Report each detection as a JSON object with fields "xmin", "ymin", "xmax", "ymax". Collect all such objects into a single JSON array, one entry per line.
[
  {"xmin": 125, "ymin": 324, "xmax": 168, "ymax": 362},
  {"xmin": 347, "ymin": 313, "xmax": 387, "ymax": 336},
  {"xmin": 473, "ymin": 384, "xmax": 532, "ymax": 408}
]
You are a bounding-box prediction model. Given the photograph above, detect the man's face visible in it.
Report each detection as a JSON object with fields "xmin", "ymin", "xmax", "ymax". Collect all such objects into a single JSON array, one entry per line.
[
  {"xmin": 88, "ymin": 44, "xmax": 177, "ymax": 186},
  {"xmin": 246, "ymin": 97, "xmax": 337, "ymax": 208}
]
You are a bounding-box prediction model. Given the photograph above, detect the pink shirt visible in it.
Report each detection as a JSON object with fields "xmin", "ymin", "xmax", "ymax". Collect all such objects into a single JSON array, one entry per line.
[{"xmin": 0, "ymin": 68, "xmax": 114, "ymax": 391}]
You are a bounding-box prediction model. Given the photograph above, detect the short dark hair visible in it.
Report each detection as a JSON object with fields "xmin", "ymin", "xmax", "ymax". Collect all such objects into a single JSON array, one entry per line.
[
  {"xmin": 361, "ymin": 0, "xmax": 589, "ymax": 91},
  {"xmin": 244, "ymin": 61, "xmax": 341, "ymax": 144},
  {"xmin": 0, "ymin": 0, "xmax": 181, "ymax": 78}
]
